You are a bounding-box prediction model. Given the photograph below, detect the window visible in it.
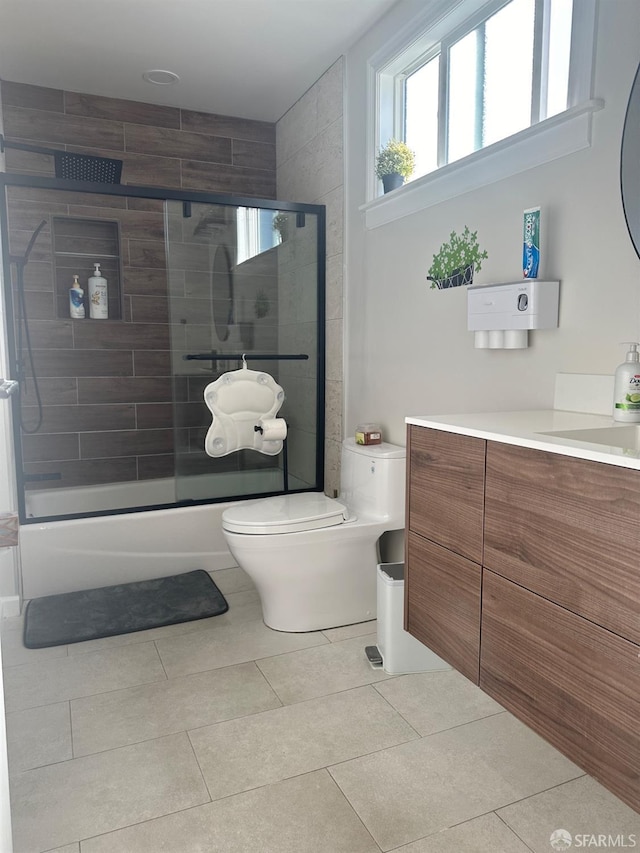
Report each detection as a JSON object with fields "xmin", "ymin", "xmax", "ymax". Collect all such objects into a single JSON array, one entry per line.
[
  {"xmin": 396, "ymin": 0, "xmax": 574, "ymax": 180},
  {"xmin": 374, "ymin": 0, "xmax": 595, "ymax": 188},
  {"xmin": 236, "ymin": 207, "xmax": 278, "ymax": 264}
]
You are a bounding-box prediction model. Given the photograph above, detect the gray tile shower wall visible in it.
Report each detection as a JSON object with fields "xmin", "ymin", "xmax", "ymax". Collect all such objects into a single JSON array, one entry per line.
[
  {"xmin": 276, "ymin": 58, "xmax": 343, "ymax": 496},
  {"xmin": 2, "ymin": 80, "xmax": 277, "ymax": 492}
]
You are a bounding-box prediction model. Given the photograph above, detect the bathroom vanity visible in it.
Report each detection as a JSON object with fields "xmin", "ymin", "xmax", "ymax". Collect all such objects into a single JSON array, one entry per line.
[{"xmin": 405, "ymin": 411, "xmax": 640, "ymax": 814}]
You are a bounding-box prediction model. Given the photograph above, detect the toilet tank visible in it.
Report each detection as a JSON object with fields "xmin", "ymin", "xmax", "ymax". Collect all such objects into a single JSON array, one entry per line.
[{"xmin": 340, "ymin": 438, "xmax": 406, "ymax": 526}]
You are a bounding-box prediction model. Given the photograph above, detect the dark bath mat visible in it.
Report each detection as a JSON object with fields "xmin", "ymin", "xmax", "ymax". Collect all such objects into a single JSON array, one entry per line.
[{"xmin": 23, "ymin": 570, "xmax": 228, "ymax": 649}]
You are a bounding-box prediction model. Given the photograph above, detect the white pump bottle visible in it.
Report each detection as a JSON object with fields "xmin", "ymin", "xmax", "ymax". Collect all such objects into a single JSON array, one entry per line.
[
  {"xmin": 69, "ymin": 274, "xmax": 85, "ymax": 319},
  {"xmin": 88, "ymin": 262, "xmax": 108, "ymax": 319},
  {"xmin": 613, "ymin": 342, "xmax": 640, "ymax": 422}
]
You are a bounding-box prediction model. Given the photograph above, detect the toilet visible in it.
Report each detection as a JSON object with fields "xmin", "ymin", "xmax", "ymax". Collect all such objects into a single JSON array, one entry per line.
[{"xmin": 221, "ymin": 438, "xmax": 406, "ymax": 632}]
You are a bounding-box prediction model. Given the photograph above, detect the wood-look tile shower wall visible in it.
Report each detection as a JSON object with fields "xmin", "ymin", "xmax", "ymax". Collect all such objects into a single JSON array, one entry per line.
[{"xmin": 1, "ymin": 80, "xmax": 276, "ymax": 490}]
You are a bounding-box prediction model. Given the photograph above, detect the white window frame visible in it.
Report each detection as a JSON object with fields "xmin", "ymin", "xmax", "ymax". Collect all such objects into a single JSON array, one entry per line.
[{"xmin": 361, "ymin": 0, "xmax": 602, "ymax": 229}]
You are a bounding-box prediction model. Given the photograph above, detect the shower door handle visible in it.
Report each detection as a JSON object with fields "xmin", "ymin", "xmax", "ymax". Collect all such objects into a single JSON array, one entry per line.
[{"xmin": 0, "ymin": 379, "xmax": 19, "ymax": 399}]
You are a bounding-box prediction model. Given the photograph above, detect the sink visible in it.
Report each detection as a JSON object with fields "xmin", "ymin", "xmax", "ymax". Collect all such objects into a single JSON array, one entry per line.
[{"xmin": 539, "ymin": 425, "xmax": 640, "ymax": 453}]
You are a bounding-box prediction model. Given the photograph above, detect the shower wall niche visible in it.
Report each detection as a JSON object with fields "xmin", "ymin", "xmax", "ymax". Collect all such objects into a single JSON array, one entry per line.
[{"xmin": 51, "ymin": 216, "xmax": 124, "ymax": 320}]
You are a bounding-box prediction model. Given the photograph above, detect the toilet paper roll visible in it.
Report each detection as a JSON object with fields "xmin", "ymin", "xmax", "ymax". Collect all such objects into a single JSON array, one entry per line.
[
  {"xmin": 489, "ymin": 330, "xmax": 505, "ymax": 349},
  {"xmin": 474, "ymin": 331, "xmax": 490, "ymax": 349},
  {"xmin": 258, "ymin": 418, "xmax": 287, "ymax": 441}
]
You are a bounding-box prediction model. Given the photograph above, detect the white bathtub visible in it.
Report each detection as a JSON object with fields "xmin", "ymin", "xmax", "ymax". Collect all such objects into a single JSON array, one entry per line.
[
  {"xmin": 19, "ymin": 501, "xmax": 237, "ymax": 599},
  {"xmin": 20, "ymin": 471, "xmax": 308, "ymax": 599}
]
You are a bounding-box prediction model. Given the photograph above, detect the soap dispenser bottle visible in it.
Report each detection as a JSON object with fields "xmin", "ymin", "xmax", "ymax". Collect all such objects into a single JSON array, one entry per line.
[
  {"xmin": 88, "ymin": 263, "xmax": 108, "ymax": 319},
  {"xmin": 69, "ymin": 274, "xmax": 85, "ymax": 319},
  {"xmin": 613, "ymin": 342, "xmax": 640, "ymax": 422}
]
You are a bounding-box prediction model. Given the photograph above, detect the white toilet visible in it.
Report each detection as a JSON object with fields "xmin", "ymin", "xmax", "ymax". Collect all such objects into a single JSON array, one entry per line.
[{"xmin": 221, "ymin": 438, "xmax": 406, "ymax": 632}]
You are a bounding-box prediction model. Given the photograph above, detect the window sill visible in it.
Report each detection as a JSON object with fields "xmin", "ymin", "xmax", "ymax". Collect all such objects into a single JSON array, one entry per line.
[{"xmin": 360, "ymin": 99, "xmax": 604, "ymax": 230}]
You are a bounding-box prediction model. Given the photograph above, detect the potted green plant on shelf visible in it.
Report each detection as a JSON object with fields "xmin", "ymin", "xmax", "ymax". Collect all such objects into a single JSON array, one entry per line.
[
  {"xmin": 273, "ymin": 213, "xmax": 289, "ymax": 243},
  {"xmin": 375, "ymin": 139, "xmax": 416, "ymax": 193},
  {"xmin": 427, "ymin": 226, "xmax": 488, "ymax": 290}
]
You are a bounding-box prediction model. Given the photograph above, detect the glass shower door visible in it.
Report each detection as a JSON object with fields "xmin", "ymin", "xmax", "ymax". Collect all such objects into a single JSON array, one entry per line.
[
  {"xmin": 1, "ymin": 173, "xmax": 325, "ymax": 523},
  {"xmin": 164, "ymin": 199, "xmax": 323, "ymax": 503}
]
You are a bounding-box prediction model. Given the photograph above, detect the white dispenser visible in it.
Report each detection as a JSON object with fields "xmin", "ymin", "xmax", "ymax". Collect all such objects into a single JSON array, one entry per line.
[
  {"xmin": 467, "ymin": 280, "xmax": 559, "ymax": 349},
  {"xmin": 88, "ymin": 263, "xmax": 108, "ymax": 319},
  {"xmin": 69, "ymin": 274, "xmax": 85, "ymax": 319},
  {"xmin": 613, "ymin": 342, "xmax": 640, "ymax": 422}
]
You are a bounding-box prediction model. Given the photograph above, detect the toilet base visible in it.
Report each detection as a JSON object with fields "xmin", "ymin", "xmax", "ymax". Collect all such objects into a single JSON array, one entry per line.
[
  {"xmin": 223, "ymin": 521, "xmax": 386, "ymax": 632},
  {"xmin": 261, "ymin": 592, "xmax": 376, "ymax": 633}
]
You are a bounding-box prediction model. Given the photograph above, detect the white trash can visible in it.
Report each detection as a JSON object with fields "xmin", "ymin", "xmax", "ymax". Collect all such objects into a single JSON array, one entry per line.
[{"xmin": 372, "ymin": 562, "xmax": 451, "ymax": 675}]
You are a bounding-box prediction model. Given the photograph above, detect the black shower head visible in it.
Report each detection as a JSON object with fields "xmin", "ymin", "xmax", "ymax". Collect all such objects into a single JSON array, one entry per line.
[
  {"xmin": 0, "ymin": 135, "xmax": 123, "ymax": 184},
  {"xmin": 54, "ymin": 151, "xmax": 123, "ymax": 184}
]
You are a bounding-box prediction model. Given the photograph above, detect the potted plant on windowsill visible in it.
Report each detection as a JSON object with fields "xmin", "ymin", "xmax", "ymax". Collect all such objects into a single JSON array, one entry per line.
[
  {"xmin": 375, "ymin": 139, "xmax": 415, "ymax": 193},
  {"xmin": 427, "ymin": 226, "xmax": 488, "ymax": 289},
  {"xmin": 273, "ymin": 213, "xmax": 289, "ymax": 243}
]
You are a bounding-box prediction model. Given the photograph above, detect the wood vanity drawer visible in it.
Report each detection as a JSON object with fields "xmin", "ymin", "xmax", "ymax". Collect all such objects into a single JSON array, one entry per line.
[
  {"xmin": 481, "ymin": 569, "xmax": 640, "ymax": 813},
  {"xmin": 484, "ymin": 441, "xmax": 640, "ymax": 645},
  {"xmin": 407, "ymin": 425, "xmax": 485, "ymax": 564},
  {"xmin": 406, "ymin": 531, "xmax": 481, "ymax": 683}
]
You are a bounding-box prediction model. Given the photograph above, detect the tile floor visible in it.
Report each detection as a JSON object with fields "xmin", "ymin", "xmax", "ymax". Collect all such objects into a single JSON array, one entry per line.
[{"xmin": 2, "ymin": 566, "xmax": 639, "ymax": 853}]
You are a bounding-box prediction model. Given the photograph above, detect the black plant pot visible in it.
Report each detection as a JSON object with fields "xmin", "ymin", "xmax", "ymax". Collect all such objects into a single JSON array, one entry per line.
[
  {"xmin": 428, "ymin": 264, "xmax": 475, "ymax": 290},
  {"xmin": 449, "ymin": 268, "xmax": 464, "ymax": 288},
  {"xmin": 381, "ymin": 173, "xmax": 405, "ymax": 193}
]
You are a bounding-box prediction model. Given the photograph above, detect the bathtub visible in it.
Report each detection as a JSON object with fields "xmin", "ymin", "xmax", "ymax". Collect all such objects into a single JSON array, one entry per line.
[{"xmin": 20, "ymin": 470, "xmax": 308, "ymax": 599}]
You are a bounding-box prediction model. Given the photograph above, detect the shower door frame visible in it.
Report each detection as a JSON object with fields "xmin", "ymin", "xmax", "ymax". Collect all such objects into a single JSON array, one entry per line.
[{"xmin": 0, "ymin": 173, "xmax": 326, "ymax": 524}]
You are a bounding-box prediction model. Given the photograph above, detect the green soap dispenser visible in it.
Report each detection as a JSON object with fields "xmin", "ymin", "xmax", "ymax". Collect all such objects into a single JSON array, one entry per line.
[{"xmin": 613, "ymin": 342, "xmax": 640, "ymax": 422}]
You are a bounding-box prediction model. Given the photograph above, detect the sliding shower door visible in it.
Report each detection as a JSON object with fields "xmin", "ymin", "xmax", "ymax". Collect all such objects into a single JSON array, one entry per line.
[
  {"xmin": 1, "ymin": 175, "xmax": 324, "ymax": 522},
  {"xmin": 165, "ymin": 199, "xmax": 324, "ymax": 503}
]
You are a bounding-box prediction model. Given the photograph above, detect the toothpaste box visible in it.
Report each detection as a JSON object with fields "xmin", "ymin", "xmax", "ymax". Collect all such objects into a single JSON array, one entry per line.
[{"xmin": 523, "ymin": 207, "xmax": 540, "ymax": 278}]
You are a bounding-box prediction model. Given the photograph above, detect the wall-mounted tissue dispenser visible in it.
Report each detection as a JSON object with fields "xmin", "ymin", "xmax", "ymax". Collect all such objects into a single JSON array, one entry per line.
[{"xmin": 467, "ymin": 280, "xmax": 559, "ymax": 349}]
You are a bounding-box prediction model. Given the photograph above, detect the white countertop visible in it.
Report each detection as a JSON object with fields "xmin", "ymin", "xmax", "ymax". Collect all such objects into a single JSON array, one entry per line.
[{"xmin": 406, "ymin": 410, "xmax": 640, "ymax": 471}]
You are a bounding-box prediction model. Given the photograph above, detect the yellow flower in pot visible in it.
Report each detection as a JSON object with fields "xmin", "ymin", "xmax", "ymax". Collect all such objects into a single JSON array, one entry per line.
[{"xmin": 375, "ymin": 139, "xmax": 416, "ymax": 193}]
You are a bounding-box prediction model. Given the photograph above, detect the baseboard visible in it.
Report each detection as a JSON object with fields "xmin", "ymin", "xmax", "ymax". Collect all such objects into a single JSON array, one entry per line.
[{"xmin": 0, "ymin": 596, "xmax": 21, "ymax": 619}]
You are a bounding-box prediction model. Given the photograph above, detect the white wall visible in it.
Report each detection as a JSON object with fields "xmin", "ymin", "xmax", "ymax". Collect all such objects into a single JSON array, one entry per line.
[{"xmin": 344, "ymin": 0, "xmax": 640, "ymax": 446}]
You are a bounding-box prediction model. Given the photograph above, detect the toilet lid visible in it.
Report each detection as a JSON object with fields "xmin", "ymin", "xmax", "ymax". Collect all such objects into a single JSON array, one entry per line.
[{"xmin": 222, "ymin": 492, "xmax": 349, "ymax": 535}]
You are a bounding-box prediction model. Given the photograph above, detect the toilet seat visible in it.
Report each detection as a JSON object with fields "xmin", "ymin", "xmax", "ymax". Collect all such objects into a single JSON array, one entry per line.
[{"xmin": 222, "ymin": 492, "xmax": 349, "ymax": 535}]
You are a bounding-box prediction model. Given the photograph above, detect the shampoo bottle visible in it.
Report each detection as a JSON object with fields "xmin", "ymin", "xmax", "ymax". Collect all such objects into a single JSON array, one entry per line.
[
  {"xmin": 88, "ymin": 263, "xmax": 108, "ymax": 319},
  {"xmin": 69, "ymin": 274, "xmax": 85, "ymax": 319},
  {"xmin": 613, "ymin": 342, "xmax": 640, "ymax": 422}
]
